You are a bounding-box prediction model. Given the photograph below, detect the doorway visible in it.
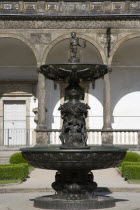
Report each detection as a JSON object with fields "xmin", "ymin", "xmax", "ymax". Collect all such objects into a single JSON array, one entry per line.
[{"xmin": 4, "ymin": 101, "xmax": 26, "ymax": 145}]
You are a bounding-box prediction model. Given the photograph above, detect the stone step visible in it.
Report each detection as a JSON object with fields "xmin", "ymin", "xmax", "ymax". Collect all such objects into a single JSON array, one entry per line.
[
  {"xmin": 0, "ymin": 156, "xmax": 10, "ymax": 164},
  {"xmin": 0, "ymin": 150, "xmax": 19, "ymax": 165}
]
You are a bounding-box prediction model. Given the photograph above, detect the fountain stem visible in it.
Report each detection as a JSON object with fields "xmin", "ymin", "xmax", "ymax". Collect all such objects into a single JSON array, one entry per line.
[{"xmin": 59, "ymin": 74, "xmax": 90, "ymax": 148}]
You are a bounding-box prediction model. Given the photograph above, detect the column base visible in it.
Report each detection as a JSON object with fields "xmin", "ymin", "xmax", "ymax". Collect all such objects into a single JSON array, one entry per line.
[
  {"xmin": 102, "ymin": 127, "xmax": 113, "ymax": 145},
  {"xmin": 102, "ymin": 134, "xmax": 113, "ymax": 144},
  {"xmin": 35, "ymin": 128, "xmax": 48, "ymax": 145}
]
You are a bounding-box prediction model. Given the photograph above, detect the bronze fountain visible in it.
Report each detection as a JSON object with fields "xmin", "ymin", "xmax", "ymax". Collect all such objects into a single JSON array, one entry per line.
[{"xmin": 21, "ymin": 32, "xmax": 127, "ymax": 209}]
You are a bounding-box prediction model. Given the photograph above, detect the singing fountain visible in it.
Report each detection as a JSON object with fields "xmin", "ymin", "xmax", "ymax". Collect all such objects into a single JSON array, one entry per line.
[{"xmin": 21, "ymin": 32, "xmax": 127, "ymax": 209}]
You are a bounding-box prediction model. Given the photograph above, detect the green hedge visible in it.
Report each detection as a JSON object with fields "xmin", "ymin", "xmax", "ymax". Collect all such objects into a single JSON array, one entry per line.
[
  {"xmin": 10, "ymin": 152, "xmax": 28, "ymax": 164},
  {"xmin": 0, "ymin": 163, "xmax": 29, "ymax": 180},
  {"xmin": 119, "ymin": 152, "xmax": 140, "ymax": 167},
  {"xmin": 123, "ymin": 152, "xmax": 140, "ymax": 162},
  {"xmin": 122, "ymin": 161, "xmax": 140, "ymax": 167},
  {"xmin": 122, "ymin": 165, "xmax": 140, "ymax": 180}
]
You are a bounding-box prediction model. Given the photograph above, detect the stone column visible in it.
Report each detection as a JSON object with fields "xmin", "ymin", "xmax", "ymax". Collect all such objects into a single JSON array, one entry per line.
[
  {"xmin": 0, "ymin": 98, "xmax": 3, "ymax": 145},
  {"xmin": 138, "ymin": 131, "xmax": 140, "ymax": 145},
  {"xmin": 37, "ymin": 71, "xmax": 46, "ymax": 128},
  {"xmin": 102, "ymin": 73, "xmax": 113, "ymax": 144},
  {"xmin": 36, "ymin": 70, "xmax": 48, "ymax": 145},
  {"xmin": 103, "ymin": 73, "xmax": 112, "ymax": 129}
]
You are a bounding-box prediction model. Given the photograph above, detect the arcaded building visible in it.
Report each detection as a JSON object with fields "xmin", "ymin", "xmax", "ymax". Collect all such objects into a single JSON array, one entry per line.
[{"xmin": 0, "ymin": 0, "xmax": 140, "ymax": 148}]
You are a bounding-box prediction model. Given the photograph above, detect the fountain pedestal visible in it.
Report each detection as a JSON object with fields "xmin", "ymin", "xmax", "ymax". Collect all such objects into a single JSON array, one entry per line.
[{"xmin": 35, "ymin": 175, "xmax": 114, "ymax": 209}]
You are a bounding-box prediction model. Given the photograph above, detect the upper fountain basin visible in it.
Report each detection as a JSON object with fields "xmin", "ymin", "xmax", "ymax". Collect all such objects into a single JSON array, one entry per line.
[
  {"xmin": 39, "ymin": 63, "xmax": 110, "ymax": 82},
  {"xmin": 21, "ymin": 145, "xmax": 127, "ymax": 171}
]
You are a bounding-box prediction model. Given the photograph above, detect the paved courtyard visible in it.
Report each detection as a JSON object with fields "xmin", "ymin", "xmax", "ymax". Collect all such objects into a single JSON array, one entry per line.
[
  {"xmin": 1, "ymin": 168, "xmax": 140, "ymax": 192},
  {"xmin": 0, "ymin": 191, "xmax": 140, "ymax": 210},
  {"xmin": 0, "ymin": 168, "xmax": 140, "ymax": 210}
]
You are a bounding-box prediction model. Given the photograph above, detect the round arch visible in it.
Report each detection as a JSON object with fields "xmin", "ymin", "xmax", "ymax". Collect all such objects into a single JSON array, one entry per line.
[
  {"xmin": 42, "ymin": 33, "xmax": 106, "ymax": 64},
  {"xmin": 0, "ymin": 35, "xmax": 38, "ymax": 80},
  {"xmin": 112, "ymin": 91, "xmax": 140, "ymax": 129},
  {"xmin": 109, "ymin": 33, "xmax": 140, "ymax": 65},
  {"xmin": 0, "ymin": 34, "xmax": 39, "ymax": 64},
  {"xmin": 110, "ymin": 34, "xmax": 140, "ymax": 112},
  {"xmin": 46, "ymin": 80, "xmax": 61, "ymax": 129},
  {"xmin": 88, "ymin": 92, "xmax": 103, "ymax": 129}
]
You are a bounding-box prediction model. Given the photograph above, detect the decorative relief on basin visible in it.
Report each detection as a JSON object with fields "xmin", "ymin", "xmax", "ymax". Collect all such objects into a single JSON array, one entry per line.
[{"xmin": 22, "ymin": 147, "xmax": 126, "ymax": 171}]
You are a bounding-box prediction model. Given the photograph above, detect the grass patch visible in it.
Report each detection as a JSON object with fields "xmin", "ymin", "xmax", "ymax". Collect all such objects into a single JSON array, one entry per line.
[
  {"xmin": 0, "ymin": 179, "xmax": 21, "ymax": 184},
  {"xmin": 118, "ymin": 166, "xmax": 122, "ymax": 172},
  {"xmin": 0, "ymin": 165, "xmax": 34, "ymax": 185},
  {"xmin": 29, "ymin": 166, "xmax": 34, "ymax": 172},
  {"xmin": 122, "ymin": 165, "xmax": 140, "ymax": 180},
  {"xmin": 128, "ymin": 179, "xmax": 140, "ymax": 184}
]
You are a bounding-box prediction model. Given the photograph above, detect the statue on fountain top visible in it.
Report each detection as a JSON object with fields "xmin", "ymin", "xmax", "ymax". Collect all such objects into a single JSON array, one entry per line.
[{"xmin": 69, "ymin": 32, "xmax": 86, "ymax": 63}]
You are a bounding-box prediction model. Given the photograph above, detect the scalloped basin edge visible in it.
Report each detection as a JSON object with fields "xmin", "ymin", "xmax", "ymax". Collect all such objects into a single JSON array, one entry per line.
[{"xmin": 21, "ymin": 145, "xmax": 127, "ymax": 171}]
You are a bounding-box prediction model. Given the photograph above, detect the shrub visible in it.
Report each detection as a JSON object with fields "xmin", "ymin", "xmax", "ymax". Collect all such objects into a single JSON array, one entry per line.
[
  {"xmin": 121, "ymin": 161, "xmax": 140, "ymax": 167},
  {"xmin": 0, "ymin": 163, "xmax": 29, "ymax": 180},
  {"xmin": 123, "ymin": 152, "xmax": 140, "ymax": 162},
  {"xmin": 10, "ymin": 152, "xmax": 28, "ymax": 164},
  {"xmin": 119, "ymin": 152, "xmax": 140, "ymax": 167},
  {"xmin": 122, "ymin": 165, "xmax": 140, "ymax": 180}
]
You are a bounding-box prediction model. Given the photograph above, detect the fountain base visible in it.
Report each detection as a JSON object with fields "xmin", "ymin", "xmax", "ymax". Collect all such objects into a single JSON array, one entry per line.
[
  {"xmin": 21, "ymin": 145, "xmax": 127, "ymax": 209},
  {"xmin": 34, "ymin": 170, "xmax": 115, "ymax": 209},
  {"xmin": 34, "ymin": 195, "xmax": 115, "ymax": 209}
]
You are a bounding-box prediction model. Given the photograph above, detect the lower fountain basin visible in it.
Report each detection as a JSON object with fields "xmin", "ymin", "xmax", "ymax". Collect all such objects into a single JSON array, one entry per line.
[
  {"xmin": 21, "ymin": 145, "xmax": 127, "ymax": 209},
  {"xmin": 21, "ymin": 145, "xmax": 127, "ymax": 171}
]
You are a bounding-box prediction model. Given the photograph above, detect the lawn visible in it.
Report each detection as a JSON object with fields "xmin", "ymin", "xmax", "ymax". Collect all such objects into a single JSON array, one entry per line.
[
  {"xmin": 0, "ymin": 179, "xmax": 21, "ymax": 185},
  {"xmin": 128, "ymin": 179, "xmax": 140, "ymax": 184}
]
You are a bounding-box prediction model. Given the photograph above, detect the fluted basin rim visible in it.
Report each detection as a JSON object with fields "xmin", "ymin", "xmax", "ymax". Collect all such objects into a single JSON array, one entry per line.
[
  {"xmin": 21, "ymin": 145, "xmax": 127, "ymax": 171},
  {"xmin": 40, "ymin": 63, "xmax": 108, "ymax": 68},
  {"xmin": 39, "ymin": 63, "xmax": 110, "ymax": 82},
  {"xmin": 21, "ymin": 145, "xmax": 127, "ymax": 152}
]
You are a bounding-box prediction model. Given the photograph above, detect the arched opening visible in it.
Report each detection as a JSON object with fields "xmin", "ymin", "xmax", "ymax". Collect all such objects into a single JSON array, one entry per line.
[
  {"xmin": 112, "ymin": 37, "xmax": 140, "ymax": 68},
  {"xmin": 46, "ymin": 80, "xmax": 61, "ymax": 130},
  {"xmin": 113, "ymin": 92, "xmax": 140, "ymax": 129},
  {"xmin": 46, "ymin": 38, "xmax": 103, "ymax": 64},
  {"xmin": 88, "ymin": 88, "xmax": 103, "ymax": 129},
  {"xmin": 0, "ymin": 37, "xmax": 38, "ymax": 146},
  {"xmin": 111, "ymin": 37, "xmax": 140, "ymax": 129},
  {"xmin": 0, "ymin": 37, "xmax": 37, "ymax": 80}
]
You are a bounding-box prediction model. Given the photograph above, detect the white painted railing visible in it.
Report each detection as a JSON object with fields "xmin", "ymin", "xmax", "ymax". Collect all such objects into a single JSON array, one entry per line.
[
  {"xmin": 48, "ymin": 130, "xmax": 102, "ymax": 145},
  {"xmin": 0, "ymin": 129, "xmax": 33, "ymax": 146},
  {"xmin": 1, "ymin": 129, "xmax": 139, "ymax": 146},
  {"xmin": 48, "ymin": 130, "xmax": 61, "ymax": 144},
  {"xmin": 47, "ymin": 129, "xmax": 140, "ymax": 145},
  {"xmin": 87, "ymin": 131, "xmax": 102, "ymax": 145},
  {"xmin": 113, "ymin": 131, "xmax": 138, "ymax": 145}
]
